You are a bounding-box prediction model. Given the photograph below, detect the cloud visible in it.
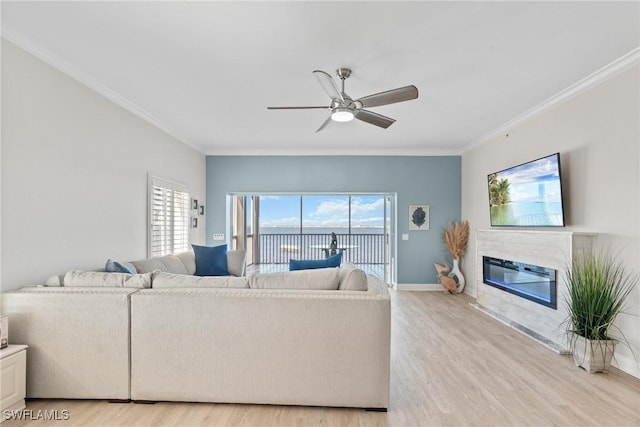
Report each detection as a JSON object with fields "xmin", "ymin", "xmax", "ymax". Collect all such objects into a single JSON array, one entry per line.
[
  {"xmin": 304, "ymin": 197, "xmax": 384, "ymax": 226},
  {"xmin": 311, "ymin": 199, "xmax": 349, "ymax": 218},
  {"xmin": 351, "ymin": 197, "xmax": 385, "ymax": 217},
  {"xmin": 259, "ymin": 196, "xmax": 386, "ymax": 228}
]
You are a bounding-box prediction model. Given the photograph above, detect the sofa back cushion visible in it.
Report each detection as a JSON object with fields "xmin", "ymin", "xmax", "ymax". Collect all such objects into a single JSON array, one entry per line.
[
  {"xmin": 249, "ymin": 268, "xmax": 340, "ymax": 290},
  {"xmin": 152, "ymin": 271, "xmax": 249, "ymax": 289},
  {"xmin": 227, "ymin": 250, "xmax": 246, "ymax": 277},
  {"xmin": 338, "ymin": 268, "xmax": 368, "ymax": 291},
  {"xmin": 63, "ymin": 271, "xmax": 152, "ymax": 288},
  {"xmin": 130, "ymin": 255, "xmax": 189, "ymax": 275},
  {"xmin": 129, "ymin": 250, "xmax": 246, "ymax": 277},
  {"xmin": 176, "ymin": 251, "xmax": 196, "ymax": 275}
]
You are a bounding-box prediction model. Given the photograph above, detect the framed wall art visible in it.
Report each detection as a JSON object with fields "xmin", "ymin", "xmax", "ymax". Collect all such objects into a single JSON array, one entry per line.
[{"xmin": 409, "ymin": 205, "xmax": 429, "ymax": 231}]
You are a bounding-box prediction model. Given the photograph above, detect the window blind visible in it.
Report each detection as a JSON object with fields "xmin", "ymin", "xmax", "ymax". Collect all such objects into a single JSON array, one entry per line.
[{"xmin": 149, "ymin": 177, "xmax": 190, "ymax": 257}]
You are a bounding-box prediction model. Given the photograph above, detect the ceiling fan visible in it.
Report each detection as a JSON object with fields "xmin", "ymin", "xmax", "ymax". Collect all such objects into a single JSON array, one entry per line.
[{"xmin": 267, "ymin": 68, "xmax": 418, "ymax": 132}]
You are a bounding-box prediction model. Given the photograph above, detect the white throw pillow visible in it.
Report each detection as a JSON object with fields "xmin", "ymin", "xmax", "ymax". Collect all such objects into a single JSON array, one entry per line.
[
  {"xmin": 63, "ymin": 270, "xmax": 152, "ymax": 288},
  {"xmin": 338, "ymin": 268, "xmax": 368, "ymax": 291},
  {"xmin": 227, "ymin": 250, "xmax": 246, "ymax": 277},
  {"xmin": 151, "ymin": 271, "xmax": 249, "ymax": 288},
  {"xmin": 249, "ymin": 268, "xmax": 340, "ymax": 290},
  {"xmin": 46, "ymin": 275, "xmax": 62, "ymax": 287}
]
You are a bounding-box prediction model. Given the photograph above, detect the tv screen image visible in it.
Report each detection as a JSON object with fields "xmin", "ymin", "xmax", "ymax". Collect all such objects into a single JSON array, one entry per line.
[{"xmin": 488, "ymin": 153, "xmax": 565, "ymax": 227}]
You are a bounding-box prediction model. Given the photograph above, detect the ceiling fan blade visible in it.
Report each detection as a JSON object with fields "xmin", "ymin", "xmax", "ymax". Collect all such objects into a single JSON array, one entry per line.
[
  {"xmin": 313, "ymin": 70, "xmax": 344, "ymax": 102},
  {"xmin": 267, "ymin": 106, "xmax": 328, "ymax": 110},
  {"xmin": 355, "ymin": 109, "xmax": 396, "ymax": 129},
  {"xmin": 315, "ymin": 116, "xmax": 333, "ymax": 133},
  {"xmin": 356, "ymin": 85, "xmax": 418, "ymax": 108}
]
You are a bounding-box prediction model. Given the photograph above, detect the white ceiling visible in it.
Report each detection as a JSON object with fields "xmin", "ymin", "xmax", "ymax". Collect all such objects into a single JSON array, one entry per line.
[{"xmin": 2, "ymin": 1, "xmax": 639, "ymax": 155}]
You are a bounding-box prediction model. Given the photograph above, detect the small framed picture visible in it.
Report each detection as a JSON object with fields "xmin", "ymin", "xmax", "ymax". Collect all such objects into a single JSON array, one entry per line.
[
  {"xmin": 409, "ymin": 205, "xmax": 429, "ymax": 231},
  {"xmin": 192, "ymin": 217, "xmax": 198, "ymax": 228},
  {"xmin": 191, "ymin": 199, "xmax": 199, "ymax": 210},
  {"xmin": 199, "ymin": 205, "xmax": 205, "ymax": 215}
]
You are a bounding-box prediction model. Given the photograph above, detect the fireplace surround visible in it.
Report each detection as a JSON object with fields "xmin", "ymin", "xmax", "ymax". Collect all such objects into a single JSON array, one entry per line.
[{"xmin": 475, "ymin": 229, "xmax": 595, "ymax": 352}]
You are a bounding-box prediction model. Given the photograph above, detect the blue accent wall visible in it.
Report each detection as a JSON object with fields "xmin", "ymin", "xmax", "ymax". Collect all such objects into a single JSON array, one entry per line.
[{"xmin": 206, "ymin": 156, "xmax": 461, "ymax": 284}]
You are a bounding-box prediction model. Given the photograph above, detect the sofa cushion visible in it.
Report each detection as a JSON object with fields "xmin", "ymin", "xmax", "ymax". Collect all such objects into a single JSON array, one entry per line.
[
  {"xmin": 105, "ymin": 259, "xmax": 137, "ymax": 275},
  {"xmin": 227, "ymin": 250, "xmax": 246, "ymax": 277},
  {"xmin": 289, "ymin": 253, "xmax": 342, "ymax": 271},
  {"xmin": 151, "ymin": 271, "xmax": 249, "ymax": 289},
  {"xmin": 192, "ymin": 244, "xmax": 229, "ymax": 276},
  {"xmin": 249, "ymin": 268, "xmax": 340, "ymax": 290},
  {"xmin": 130, "ymin": 255, "xmax": 189, "ymax": 275},
  {"xmin": 63, "ymin": 270, "xmax": 152, "ymax": 288},
  {"xmin": 338, "ymin": 268, "xmax": 368, "ymax": 291},
  {"xmin": 175, "ymin": 251, "xmax": 196, "ymax": 275}
]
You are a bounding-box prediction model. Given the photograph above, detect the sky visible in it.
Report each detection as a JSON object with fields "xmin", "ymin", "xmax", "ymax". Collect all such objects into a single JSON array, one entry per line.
[
  {"xmin": 496, "ymin": 154, "xmax": 562, "ymax": 203},
  {"xmin": 257, "ymin": 195, "xmax": 386, "ymax": 228}
]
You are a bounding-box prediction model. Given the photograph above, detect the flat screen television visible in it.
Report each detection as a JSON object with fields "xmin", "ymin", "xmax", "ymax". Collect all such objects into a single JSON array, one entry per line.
[{"xmin": 488, "ymin": 153, "xmax": 565, "ymax": 227}]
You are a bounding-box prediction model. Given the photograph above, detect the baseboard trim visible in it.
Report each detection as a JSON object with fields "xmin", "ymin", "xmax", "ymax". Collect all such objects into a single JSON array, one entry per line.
[
  {"xmin": 611, "ymin": 353, "xmax": 640, "ymax": 379},
  {"xmin": 396, "ymin": 283, "xmax": 443, "ymax": 291}
]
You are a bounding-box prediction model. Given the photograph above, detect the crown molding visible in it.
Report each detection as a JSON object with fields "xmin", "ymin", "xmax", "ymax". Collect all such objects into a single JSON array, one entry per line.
[
  {"xmin": 1, "ymin": 32, "xmax": 205, "ymax": 154},
  {"xmin": 464, "ymin": 47, "xmax": 640, "ymax": 153},
  {"xmin": 204, "ymin": 147, "xmax": 463, "ymax": 156}
]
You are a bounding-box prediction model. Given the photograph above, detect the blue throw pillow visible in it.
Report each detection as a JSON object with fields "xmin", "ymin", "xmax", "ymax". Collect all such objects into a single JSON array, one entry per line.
[
  {"xmin": 193, "ymin": 244, "xmax": 229, "ymax": 276},
  {"xmin": 105, "ymin": 259, "xmax": 137, "ymax": 275},
  {"xmin": 289, "ymin": 252, "xmax": 342, "ymax": 271}
]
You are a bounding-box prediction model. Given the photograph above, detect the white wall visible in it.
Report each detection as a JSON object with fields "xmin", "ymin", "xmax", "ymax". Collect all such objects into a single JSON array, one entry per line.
[
  {"xmin": 462, "ymin": 64, "xmax": 640, "ymax": 377},
  {"xmin": 1, "ymin": 39, "xmax": 206, "ymax": 290}
]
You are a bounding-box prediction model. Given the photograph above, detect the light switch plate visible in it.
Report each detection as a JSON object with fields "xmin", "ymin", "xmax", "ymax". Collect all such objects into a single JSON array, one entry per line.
[
  {"xmin": 212, "ymin": 233, "xmax": 225, "ymax": 241},
  {"xmin": 402, "ymin": 234, "xmax": 409, "ymax": 241}
]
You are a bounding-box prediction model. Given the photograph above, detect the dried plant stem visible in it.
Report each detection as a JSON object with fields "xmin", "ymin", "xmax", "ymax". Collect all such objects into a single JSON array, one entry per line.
[{"xmin": 442, "ymin": 220, "xmax": 469, "ymax": 260}]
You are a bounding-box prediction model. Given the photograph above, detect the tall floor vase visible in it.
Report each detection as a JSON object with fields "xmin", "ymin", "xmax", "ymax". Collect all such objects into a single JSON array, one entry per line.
[{"xmin": 448, "ymin": 258, "xmax": 466, "ymax": 293}]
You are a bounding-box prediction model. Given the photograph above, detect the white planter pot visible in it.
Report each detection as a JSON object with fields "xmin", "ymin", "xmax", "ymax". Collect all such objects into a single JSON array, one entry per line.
[{"xmin": 571, "ymin": 334, "xmax": 617, "ymax": 373}]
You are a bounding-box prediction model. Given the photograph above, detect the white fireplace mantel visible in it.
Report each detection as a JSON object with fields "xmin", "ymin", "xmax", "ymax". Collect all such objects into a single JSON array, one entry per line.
[{"xmin": 475, "ymin": 229, "xmax": 595, "ymax": 352}]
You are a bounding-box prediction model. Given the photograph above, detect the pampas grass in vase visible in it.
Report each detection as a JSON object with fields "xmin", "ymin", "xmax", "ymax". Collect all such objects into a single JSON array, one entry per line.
[
  {"xmin": 442, "ymin": 220, "xmax": 470, "ymax": 261},
  {"xmin": 440, "ymin": 220, "xmax": 470, "ymax": 293}
]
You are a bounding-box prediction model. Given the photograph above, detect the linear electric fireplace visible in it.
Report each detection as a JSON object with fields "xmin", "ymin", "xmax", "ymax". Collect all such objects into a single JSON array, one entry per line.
[{"xmin": 482, "ymin": 256, "xmax": 557, "ymax": 309}]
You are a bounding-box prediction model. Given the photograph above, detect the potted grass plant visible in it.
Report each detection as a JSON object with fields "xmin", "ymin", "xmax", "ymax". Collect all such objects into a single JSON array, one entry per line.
[{"xmin": 565, "ymin": 248, "xmax": 638, "ymax": 373}]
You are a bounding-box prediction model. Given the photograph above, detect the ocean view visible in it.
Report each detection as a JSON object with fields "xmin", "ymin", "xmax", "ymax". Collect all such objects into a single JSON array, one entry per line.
[
  {"xmin": 256, "ymin": 226, "xmax": 385, "ymax": 235},
  {"xmin": 252, "ymin": 226, "xmax": 387, "ymax": 264},
  {"xmin": 490, "ymin": 202, "xmax": 563, "ymax": 226}
]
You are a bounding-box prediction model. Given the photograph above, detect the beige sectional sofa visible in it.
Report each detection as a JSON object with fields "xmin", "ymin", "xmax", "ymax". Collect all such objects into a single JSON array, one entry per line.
[
  {"xmin": 1, "ymin": 252, "xmax": 391, "ymax": 410},
  {"xmin": 1, "ymin": 287, "xmax": 135, "ymax": 400}
]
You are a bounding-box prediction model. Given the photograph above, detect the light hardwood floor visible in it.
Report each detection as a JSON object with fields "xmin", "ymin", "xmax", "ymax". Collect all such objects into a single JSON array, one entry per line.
[{"xmin": 5, "ymin": 291, "xmax": 639, "ymax": 427}]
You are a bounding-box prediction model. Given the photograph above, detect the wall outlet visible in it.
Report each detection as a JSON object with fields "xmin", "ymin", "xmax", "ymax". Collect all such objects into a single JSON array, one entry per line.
[
  {"xmin": 402, "ymin": 234, "xmax": 409, "ymax": 241},
  {"xmin": 212, "ymin": 233, "xmax": 225, "ymax": 241}
]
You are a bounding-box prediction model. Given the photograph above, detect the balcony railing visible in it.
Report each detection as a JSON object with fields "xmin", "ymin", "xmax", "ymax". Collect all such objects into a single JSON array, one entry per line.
[{"xmin": 255, "ymin": 233, "xmax": 386, "ymax": 264}]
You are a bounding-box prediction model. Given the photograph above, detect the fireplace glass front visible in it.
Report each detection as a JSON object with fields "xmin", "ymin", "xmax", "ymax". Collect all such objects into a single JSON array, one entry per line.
[{"xmin": 482, "ymin": 256, "xmax": 557, "ymax": 309}]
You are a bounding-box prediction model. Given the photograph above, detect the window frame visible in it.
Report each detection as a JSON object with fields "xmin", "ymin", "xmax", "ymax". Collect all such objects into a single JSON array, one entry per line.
[{"xmin": 148, "ymin": 175, "xmax": 191, "ymax": 258}]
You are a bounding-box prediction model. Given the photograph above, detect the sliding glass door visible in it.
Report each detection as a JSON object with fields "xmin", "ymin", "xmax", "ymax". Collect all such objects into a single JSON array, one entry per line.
[{"xmin": 229, "ymin": 193, "xmax": 395, "ymax": 283}]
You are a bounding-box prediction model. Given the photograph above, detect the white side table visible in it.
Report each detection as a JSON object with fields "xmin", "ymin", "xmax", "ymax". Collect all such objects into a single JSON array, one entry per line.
[{"xmin": 1, "ymin": 345, "xmax": 28, "ymax": 421}]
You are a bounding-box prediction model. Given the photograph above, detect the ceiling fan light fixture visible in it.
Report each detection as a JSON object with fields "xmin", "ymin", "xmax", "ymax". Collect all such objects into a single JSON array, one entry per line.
[
  {"xmin": 269, "ymin": 67, "xmax": 418, "ymax": 131},
  {"xmin": 331, "ymin": 107, "xmax": 354, "ymax": 122}
]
